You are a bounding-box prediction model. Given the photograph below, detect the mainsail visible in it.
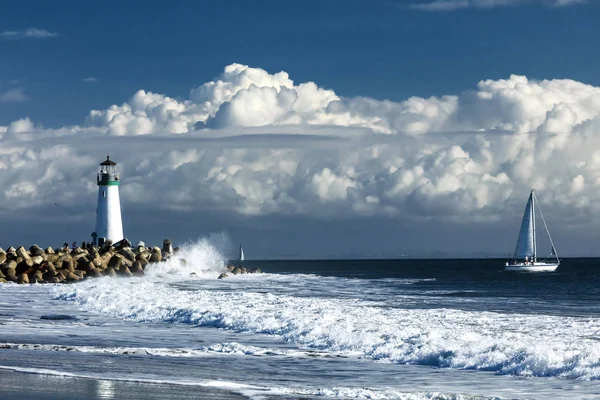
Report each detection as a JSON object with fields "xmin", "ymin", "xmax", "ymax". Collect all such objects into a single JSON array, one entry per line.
[
  {"xmin": 513, "ymin": 191, "xmax": 535, "ymax": 259},
  {"xmin": 239, "ymin": 245, "xmax": 245, "ymax": 261}
]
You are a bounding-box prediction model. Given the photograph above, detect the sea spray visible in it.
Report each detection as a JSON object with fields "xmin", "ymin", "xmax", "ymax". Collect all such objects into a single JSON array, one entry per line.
[{"xmin": 144, "ymin": 237, "xmax": 228, "ymax": 280}]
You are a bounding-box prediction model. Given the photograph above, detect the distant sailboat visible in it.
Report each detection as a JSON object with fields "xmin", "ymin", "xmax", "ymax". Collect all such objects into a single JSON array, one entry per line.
[
  {"xmin": 505, "ymin": 190, "xmax": 560, "ymax": 272},
  {"xmin": 239, "ymin": 244, "xmax": 245, "ymax": 261}
]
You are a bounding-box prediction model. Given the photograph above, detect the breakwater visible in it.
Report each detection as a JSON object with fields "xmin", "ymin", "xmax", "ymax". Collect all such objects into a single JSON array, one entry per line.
[{"xmin": 0, "ymin": 239, "xmax": 259, "ymax": 284}]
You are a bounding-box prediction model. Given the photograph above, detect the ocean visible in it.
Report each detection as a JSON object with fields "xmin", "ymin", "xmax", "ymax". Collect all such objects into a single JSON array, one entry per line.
[{"xmin": 1, "ymin": 240, "xmax": 600, "ymax": 400}]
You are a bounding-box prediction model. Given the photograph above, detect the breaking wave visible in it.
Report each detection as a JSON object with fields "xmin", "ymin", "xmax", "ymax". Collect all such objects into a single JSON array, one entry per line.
[{"xmin": 53, "ymin": 241, "xmax": 600, "ymax": 381}]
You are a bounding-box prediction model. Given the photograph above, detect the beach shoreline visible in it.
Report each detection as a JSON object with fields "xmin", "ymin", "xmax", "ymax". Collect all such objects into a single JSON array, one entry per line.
[{"xmin": 0, "ymin": 369, "xmax": 248, "ymax": 400}]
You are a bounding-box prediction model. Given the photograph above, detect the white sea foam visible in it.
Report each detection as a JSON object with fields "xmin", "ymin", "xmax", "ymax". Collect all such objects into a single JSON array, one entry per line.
[
  {"xmin": 0, "ymin": 365, "xmax": 498, "ymax": 400},
  {"xmin": 0, "ymin": 341, "xmax": 328, "ymax": 358},
  {"xmin": 51, "ymin": 241, "xmax": 600, "ymax": 381}
]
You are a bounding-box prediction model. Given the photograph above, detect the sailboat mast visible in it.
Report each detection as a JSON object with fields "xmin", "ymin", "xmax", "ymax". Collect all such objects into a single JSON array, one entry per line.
[{"xmin": 531, "ymin": 190, "xmax": 537, "ymax": 261}]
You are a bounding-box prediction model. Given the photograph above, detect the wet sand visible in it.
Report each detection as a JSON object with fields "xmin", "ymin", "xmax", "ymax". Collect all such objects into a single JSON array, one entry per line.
[{"xmin": 0, "ymin": 370, "xmax": 248, "ymax": 400}]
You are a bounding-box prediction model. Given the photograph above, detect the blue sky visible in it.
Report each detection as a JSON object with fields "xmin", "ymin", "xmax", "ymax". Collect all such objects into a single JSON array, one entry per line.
[
  {"xmin": 2, "ymin": 0, "xmax": 600, "ymax": 258},
  {"xmin": 2, "ymin": 0, "xmax": 599, "ymax": 127}
]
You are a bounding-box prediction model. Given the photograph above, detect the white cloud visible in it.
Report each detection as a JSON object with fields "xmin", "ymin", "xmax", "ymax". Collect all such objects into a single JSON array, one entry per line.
[
  {"xmin": 410, "ymin": 0, "xmax": 587, "ymax": 11},
  {"xmin": 83, "ymin": 77, "xmax": 98, "ymax": 83},
  {"xmin": 0, "ymin": 87, "xmax": 28, "ymax": 102},
  {"xmin": 0, "ymin": 28, "xmax": 60, "ymax": 39},
  {"xmin": 2, "ymin": 63, "xmax": 600, "ymax": 232}
]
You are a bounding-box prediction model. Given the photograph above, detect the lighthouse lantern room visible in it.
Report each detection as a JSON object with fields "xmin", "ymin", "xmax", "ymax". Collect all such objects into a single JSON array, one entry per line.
[{"xmin": 93, "ymin": 156, "xmax": 124, "ymax": 246}]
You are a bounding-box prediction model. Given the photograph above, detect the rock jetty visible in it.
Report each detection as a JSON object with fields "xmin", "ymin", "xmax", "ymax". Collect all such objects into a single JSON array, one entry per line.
[
  {"xmin": 218, "ymin": 264, "xmax": 262, "ymax": 279},
  {"xmin": 0, "ymin": 238, "xmax": 260, "ymax": 284}
]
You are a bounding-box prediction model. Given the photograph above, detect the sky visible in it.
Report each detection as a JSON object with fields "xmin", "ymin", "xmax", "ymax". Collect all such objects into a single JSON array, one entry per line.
[{"xmin": 1, "ymin": 0, "xmax": 600, "ymax": 258}]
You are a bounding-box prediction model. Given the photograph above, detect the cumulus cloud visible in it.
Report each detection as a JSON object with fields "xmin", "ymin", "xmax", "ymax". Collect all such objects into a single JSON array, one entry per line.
[
  {"xmin": 409, "ymin": 0, "xmax": 587, "ymax": 11},
  {"xmin": 0, "ymin": 28, "xmax": 60, "ymax": 39},
  {"xmin": 2, "ymin": 63, "xmax": 600, "ymax": 237},
  {"xmin": 83, "ymin": 77, "xmax": 98, "ymax": 83}
]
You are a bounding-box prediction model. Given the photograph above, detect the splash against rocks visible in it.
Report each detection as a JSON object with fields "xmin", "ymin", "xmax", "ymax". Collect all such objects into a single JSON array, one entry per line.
[{"xmin": 0, "ymin": 239, "xmax": 260, "ymax": 284}]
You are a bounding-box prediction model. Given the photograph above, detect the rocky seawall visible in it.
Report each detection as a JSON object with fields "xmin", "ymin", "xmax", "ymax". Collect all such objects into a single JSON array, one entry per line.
[{"xmin": 0, "ymin": 239, "xmax": 260, "ymax": 284}]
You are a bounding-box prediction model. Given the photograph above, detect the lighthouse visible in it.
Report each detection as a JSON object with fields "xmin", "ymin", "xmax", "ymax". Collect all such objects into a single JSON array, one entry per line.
[{"xmin": 93, "ymin": 156, "xmax": 124, "ymax": 246}]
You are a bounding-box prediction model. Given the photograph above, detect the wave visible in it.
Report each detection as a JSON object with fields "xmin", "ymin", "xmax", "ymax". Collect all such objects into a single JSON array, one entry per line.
[
  {"xmin": 56, "ymin": 278, "xmax": 600, "ymax": 380},
  {"xmin": 52, "ymin": 240, "xmax": 600, "ymax": 381},
  {"xmin": 0, "ymin": 341, "xmax": 331, "ymax": 359},
  {"xmin": 0, "ymin": 365, "xmax": 500, "ymax": 400}
]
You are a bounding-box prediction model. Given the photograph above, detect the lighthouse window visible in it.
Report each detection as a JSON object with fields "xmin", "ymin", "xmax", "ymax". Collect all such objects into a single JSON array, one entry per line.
[{"xmin": 103, "ymin": 191, "xmax": 106, "ymax": 198}]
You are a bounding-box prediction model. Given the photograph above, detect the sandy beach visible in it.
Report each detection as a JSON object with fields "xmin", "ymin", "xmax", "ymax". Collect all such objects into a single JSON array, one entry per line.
[{"xmin": 0, "ymin": 369, "xmax": 247, "ymax": 400}]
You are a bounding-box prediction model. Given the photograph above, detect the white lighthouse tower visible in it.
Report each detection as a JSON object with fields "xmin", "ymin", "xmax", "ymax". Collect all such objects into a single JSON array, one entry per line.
[{"xmin": 93, "ymin": 156, "xmax": 124, "ymax": 246}]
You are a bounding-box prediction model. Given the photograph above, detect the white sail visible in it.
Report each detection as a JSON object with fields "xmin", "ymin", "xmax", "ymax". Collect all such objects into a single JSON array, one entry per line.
[
  {"xmin": 239, "ymin": 245, "xmax": 245, "ymax": 261},
  {"xmin": 513, "ymin": 191, "xmax": 535, "ymax": 259}
]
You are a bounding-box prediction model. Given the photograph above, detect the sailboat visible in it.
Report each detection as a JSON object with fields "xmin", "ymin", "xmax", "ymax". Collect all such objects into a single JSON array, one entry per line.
[
  {"xmin": 239, "ymin": 244, "xmax": 245, "ymax": 262},
  {"xmin": 505, "ymin": 190, "xmax": 560, "ymax": 272}
]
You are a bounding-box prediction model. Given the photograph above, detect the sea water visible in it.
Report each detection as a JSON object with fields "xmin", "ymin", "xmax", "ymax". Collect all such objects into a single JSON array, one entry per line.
[{"xmin": 1, "ymin": 239, "xmax": 600, "ymax": 399}]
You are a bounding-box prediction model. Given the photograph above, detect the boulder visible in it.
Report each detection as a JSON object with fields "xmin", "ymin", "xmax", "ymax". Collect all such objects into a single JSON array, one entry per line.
[
  {"xmin": 131, "ymin": 262, "xmax": 144, "ymax": 276},
  {"xmin": 137, "ymin": 258, "xmax": 149, "ymax": 269},
  {"xmin": 29, "ymin": 245, "xmax": 44, "ymax": 257},
  {"xmin": 2, "ymin": 269, "xmax": 16, "ymax": 280},
  {"xmin": 88, "ymin": 268, "xmax": 102, "ymax": 277},
  {"xmin": 108, "ymin": 255, "xmax": 123, "ymax": 270},
  {"xmin": 43, "ymin": 271, "xmax": 58, "ymax": 281},
  {"xmin": 92, "ymin": 257, "xmax": 103, "ymax": 268},
  {"xmin": 217, "ymin": 272, "xmax": 228, "ymax": 279},
  {"xmin": 30, "ymin": 270, "xmax": 44, "ymax": 283},
  {"xmin": 66, "ymin": 272, "xmax": 81, "ymax": 282},
  {"xmin": 76, "ymin": 257, "xmax": 91, "ymax": 269},
  {"xmin": 162, "ymin": 239, "xmax": 173, "ymax": 254},
  {"xmin": 113, "ymin": 253, "xmax": 133, "ymax": 267},
  {"xmin": 73, "ymin": 270, "xmax": 86, "ymax": 279},
  {"xmin": 1, "ymin": 260, "xmax": 17, "ymax": 275},
  {"xmin": 72, "ymin": 251, "xmax": 89, "ymax": 260},
  {"xmin": 232, "ymin": 267, "xmax": 241, "ymax": 275},
  {"xmin": 99, "ymin": 252, "xmax": 113, "ymax": 268},
  {"xmin": 45, "ymin": 247, "xmax": 55, "ymax": 254},
  {"xmin": 57, "ymin": 269, "xmax": 70, "ymax": 279},
  {"xmin": 16, "ymin": 260, "xmax": 34, "ymax": 275},
  {"xmin": 60, "ymin": 257, "xmax": 75, "ymax": 272},
  {"xmin": 46, "ymin": 254, "xmax": 60, "ymax": 263},
  {"xmin": 136, "ymin": 251, "xmax": 150, "ymax": 262},
  {"xmin": 0, "ymin": 252, "xmax": 6, "ymax": 265},
  {"xmin": 149, "ymin": 248, "xmax": 162, "ymax": 263},
  {"xmin": 117, "ymin": 266, "xmax": 132, "ymax": 277},
  {"xmin": 17, "ymin": 273, "xmax": 29, "ymax": 284},
  {"xmin": 119, "ymin": 247, "xmax": 136, "ymax": 262},
  {"xmin": 53, "ymin": 257, "xmax": 64, "ymax": 269},
  {"xmin": 87, "ymin": 248, "xmax": 99, "ymax": 259},
  {"xmin": 6, "ymin": 247, "xmax": 17, "ymax": 258},
  {"xmin": 16, "ymin": 247, "xmax": 31, "ymax": 262},
  {"xmin": 105, "ymin": 267, "xmax": 117, "ymax": 277},
  {"xmin": 31, "ymin": 255, "xmax": 44, "ymax": 265},
  {"xmin": 226, "ymin": 265, "xmax": 235, "ymax": 272},
  {"xmin": 113, "ymin": 238, "xmax": 132, "ymax": 251}
]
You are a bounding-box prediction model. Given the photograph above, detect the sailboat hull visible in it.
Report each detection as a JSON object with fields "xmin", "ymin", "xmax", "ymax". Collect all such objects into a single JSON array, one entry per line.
[{"xmin": 504, "ymin": 262, "xmax": 559, "ymax": 272}]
